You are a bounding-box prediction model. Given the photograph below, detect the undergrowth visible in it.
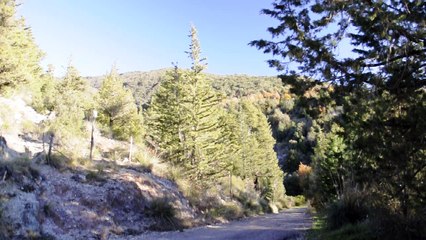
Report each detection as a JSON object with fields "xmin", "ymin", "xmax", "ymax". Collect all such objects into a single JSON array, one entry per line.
[{"xmin": 147, "ymin": 197, "xmax": 183, "ymax": 231}]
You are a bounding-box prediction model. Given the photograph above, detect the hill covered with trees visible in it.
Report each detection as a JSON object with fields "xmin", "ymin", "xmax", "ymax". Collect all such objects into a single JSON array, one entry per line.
[
  {"xmin": 0, "ymin": 0, "xmax": 424, "ymax": 239},
  {"xmin": 0, "ymin": 1, "xmax": 298, "ymax": 239}
]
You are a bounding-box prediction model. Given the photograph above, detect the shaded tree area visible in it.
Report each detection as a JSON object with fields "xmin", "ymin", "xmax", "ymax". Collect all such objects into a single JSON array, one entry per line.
[{"xmin": 252, "ymin": 0, "xmax": 426, "ymax": 239}]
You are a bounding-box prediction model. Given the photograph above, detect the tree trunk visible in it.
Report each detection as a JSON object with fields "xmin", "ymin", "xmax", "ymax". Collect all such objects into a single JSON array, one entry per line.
[{"xmin": 47, "ymin": 134, "xmax": 54, "ymax": 165}]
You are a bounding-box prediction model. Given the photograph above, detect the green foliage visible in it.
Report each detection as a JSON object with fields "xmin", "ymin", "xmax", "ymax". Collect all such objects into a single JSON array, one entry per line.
[
  {"xmin": 87, "ymin": 70, "xmax": 284, "ymax": 106},
  {"xmin": 311, "ymin": 221, "xmax": 374, "ymax": 240},
  {"xmin": 29, "ymin": 67, "xmax": 57, "ymax": 113},
  {"xmin": 208, "ymin": 202, "xmax": 244, "ymax": 221},
  {"xmin": 371, "ymin": 207, "xmax": 426, "ymax": 240},
  {"xmin": 255, "ymin": 0, "xmax": 426, "ymax": 237},
  {"xmin": 147, "ymin": 26, "xmax": 230, "ymax": 183},
  {"xmin": 309, "ymin": 123, "xmax": 347, "ymax": 206},
  {"xmin": 0, "ymin": 0, "xmax": 43, "ymax": 93},
  {"xmin": 85, "ymin": 170, "xmax": 106, "ymax": 183},
  {"xmin": 284, "ymin": 173, "xmax": 302, "ymax": 196},
  {"xmin": 148, "ymin": 197, "xmax": 182, "ymax": 231},
  {"xmin": 224, "ymin": 100, "xmax": 285, "ymax": 203},
  {"xmin": 48, "ymin": 65, "xmax": 92, "ymax": 139},
  {"xmin": 133, "ymin": 150, "xmax": 154, "ymax": 172},
  {"xmin": 48, "ymin": 152, "xmax": 70, "ymax": 171},
  {"xmin": 0, "ymin": 157, "xmax": 35, "ymax": 179},
  {"xmin": 97, "ymin": 67, "xmax": 144, "ymax": 141},
  {"xmin": 344, "ymin": 91, "xmax": 426, "ymax": 217},
  {"xmin": 326, "ymin": 192, "xmax": 369, "ymax": 230},
  {"xmin": 293, "ymin": 195, "xmax": 306, "ymax": 207},
  {"xmin": 269, "ymin": 108, "xmax": 291, "ymax": 140}
]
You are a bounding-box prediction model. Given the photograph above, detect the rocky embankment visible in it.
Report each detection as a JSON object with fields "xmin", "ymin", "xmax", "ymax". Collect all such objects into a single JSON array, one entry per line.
[
  {"xmin": 0, "ymin": 136, "xmax": 199, "ymax": 240},
  {"xmin": 0, "ymin": 96, "xmax": 201, "ymax": 239}
]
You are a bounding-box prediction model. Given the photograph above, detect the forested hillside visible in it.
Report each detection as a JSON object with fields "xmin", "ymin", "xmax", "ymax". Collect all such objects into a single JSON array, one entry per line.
[
  {"xmin": 0, "ymin": 0, "xmax": 424, "ymax": 239},
  {"xmin": 0, "ymin": 2, "xmax": 296, "ymax": 239},
  {"xmin": 86, "ymin": 69, "xmax": 284, "ymax": 107}
]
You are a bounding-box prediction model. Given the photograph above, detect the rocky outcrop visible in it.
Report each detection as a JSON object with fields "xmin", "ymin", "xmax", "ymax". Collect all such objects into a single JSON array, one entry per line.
[
  {"xmin": 0, "ymin": 161, "xmax": 199, "ymax": 240},
  {"xmin": 0, "ymin": 97, "xmax": 199, "ymax": 239}
]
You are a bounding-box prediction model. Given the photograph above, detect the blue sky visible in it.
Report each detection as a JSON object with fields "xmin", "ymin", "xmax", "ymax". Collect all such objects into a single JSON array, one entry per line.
[{"xmin": 18, "ymin": 0, "xmax": 280, "ymax": 77}]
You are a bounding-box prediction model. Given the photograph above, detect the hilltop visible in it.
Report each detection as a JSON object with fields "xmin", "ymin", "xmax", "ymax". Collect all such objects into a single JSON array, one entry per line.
[{"xmin": 86, "ymin": 69, "xmax": 284, "ymax": 106}]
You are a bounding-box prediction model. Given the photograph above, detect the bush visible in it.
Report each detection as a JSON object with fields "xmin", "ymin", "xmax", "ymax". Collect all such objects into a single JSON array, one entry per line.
[
  {"xmin": 284, "ymin": 173, "xmax": 303, "ymax": 196},
  {"xmin": 209, "ymin": 202, "xmax": 244, "ymax": 221},
  {"xmin": 133, "ymin": 149, "xmax": 153, "ymax": 172},
  {"xmin": 149, "ymin": 197, "xmax": 176, "ymax": 219},
  {"xmin": 326, "ymin": 190, "xmax": 369, "ymax": 230},
  {"xmin": 372, "ymin": 208, "xmax": 426, "ymax": 240},
  {"xmin": 148, "ymin": 197, "xmax": 181, "ymax": 231},
  {"xmin": 294, "ymin": 195, "xmax": 306, "ymax": 206},
  {"xmin": 0, "ymin": 157, "xmax": 39, "ymax": 181},
  {"xmin": 316, "ymin": 222, "xmax": 374, "ymax": 240},
  {"xmin": 85, "ymin": 170, "xmax": 106, "ymax": 183}
]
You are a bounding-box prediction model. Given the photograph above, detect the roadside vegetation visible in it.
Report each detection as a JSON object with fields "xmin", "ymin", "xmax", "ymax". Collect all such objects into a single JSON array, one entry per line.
[{"xmin": 252, "ymin": 0, "xmax": 426, "ymax": 239}]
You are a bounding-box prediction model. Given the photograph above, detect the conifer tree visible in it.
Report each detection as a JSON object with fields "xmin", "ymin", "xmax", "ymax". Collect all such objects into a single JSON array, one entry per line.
[
  {"xmin": 226, "ymin": 100, "xmax": 285, "ymax": 201},
  {"xmin": 253, "ymin": 0, "xmax": 426, "ymax": 216},
  {"xmin": 147, "ymin": 26, "xmax": 230, "ymax": 182},
  {"xmin": 31, "ymin": 65, "xmax": 57, "ymax": 113},
  {"xmin": 97, "ymin": 67, "xmax": 143, "ymax": 141},
  {"xmin": 0, "ymin": 0, "xmax": 43, "ymax": 92},
  {"xmin": 146, "ymin": 66, "xmax": 188, "ymax": 165},
  {"xmin": 50, "ymin": 65, "xmax": 91, "ymax": 138}
]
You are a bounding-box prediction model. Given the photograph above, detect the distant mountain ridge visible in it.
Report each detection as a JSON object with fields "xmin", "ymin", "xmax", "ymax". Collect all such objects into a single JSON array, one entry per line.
[{"xmin": 85, "ymin": 68, "xmax": 283, "ymax": 106}]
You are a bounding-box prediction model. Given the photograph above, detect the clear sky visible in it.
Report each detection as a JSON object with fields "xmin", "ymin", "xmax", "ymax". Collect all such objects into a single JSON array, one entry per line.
[{"xmin": 18, "ymin": 0, "xmax": 280, "ymax": 77}]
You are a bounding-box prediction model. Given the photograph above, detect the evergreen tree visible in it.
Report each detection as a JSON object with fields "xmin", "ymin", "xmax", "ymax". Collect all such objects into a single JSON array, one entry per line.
[
  {"xmin": 253, "ymin": 0, "xmax": 426, "ymax": 220},
  {"xmin": 226, "ymin": 100, "xmax": 285, "ymax": 201},
  {"xmin": 97, "ymin": 67, "xmax": 143, "ymax": 141},
  {"xmin": 50, "ymin": 65, "xmax": 91, "ymax": 138},
  {"xmin": 146, "ymin": 66, "xmax": 188, "ymax": 165},
  {"xmin": 31, "ymin": 65, "xmax": 57, "ymax": 113},
  {"xmin": 310, "ymin": 123, "xmax": 347, "ymax": 206},
  {"xmin": 147, "ymin": 26, "xmax": 229, "ymax": 182},
  {"xmin": 0, "ymin": 0, "xmax": 43, "ymax": 92}
]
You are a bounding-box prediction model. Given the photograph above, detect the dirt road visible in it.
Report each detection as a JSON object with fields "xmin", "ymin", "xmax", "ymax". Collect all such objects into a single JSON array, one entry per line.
[{"xmin": 133, "ymin": 207, "xmax": 312, "ymax": 240}]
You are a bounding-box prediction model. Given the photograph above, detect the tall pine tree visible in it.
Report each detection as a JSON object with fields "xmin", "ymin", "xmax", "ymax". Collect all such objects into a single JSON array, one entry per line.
[
  {"xmin": 147, "ymin": 26, "xmax": 229, "ymax": 182},
  {"xmin": 225, "ymin": 100, "xmax": 285, "ymax": 202},
  {"xmin": 0, "ymin": 0, "xmax": 43, "ymax": 92}
]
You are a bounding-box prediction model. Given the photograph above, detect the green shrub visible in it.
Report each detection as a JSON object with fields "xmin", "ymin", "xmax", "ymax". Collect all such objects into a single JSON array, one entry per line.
[
  {"xmin": 0, "ymin": 157, "xmax": 38, "ymax": 180},
  {"xmin": 280, "ymin": 99, "xmax": 295, "ymax": 113},
  {"xmin": 326, "ymin": 192, "xmax": 369, "ymax": 230},
  {"xmin": 284, "ymin": 173, "xmax": 303, "ymax": 196},
  {"xmin": 48, "ymin": 152, "xmax": 70, "ymax": 170},
  {"xmin": 148, "ymin": 197, "xmax": 181, "ymax": 231},
  {"xmin": 133, "ymin": 150, "xmax": 153, "ymax": 172},
  {"xmin": 209, "ymin": 202, "xmax": 244, "ymax": 220},
  {"xmin": 319, "ymin": 222, "xmax": 374, "ymax": 240},
  {"xmin": 85, "ymin": 170, "xmax": 106, "ymax": 183},
  {"xmin": 372, "ymin": 209, "xmax": 426, "ymax": 240},
  {"xmin": 294, "ymin": 195, "xmax": 306, "ymax": 206},
  {"xmin": 102, "ymin": 147, "xmax": 128, "ymax": 162},
  {"xmin": 149, "ymin": 197, "xmax": 175, "ymax": 219}
]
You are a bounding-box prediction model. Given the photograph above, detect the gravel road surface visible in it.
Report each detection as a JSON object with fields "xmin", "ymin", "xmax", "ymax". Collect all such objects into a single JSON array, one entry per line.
[{"xmin": 134, "ymin": 207, "xmax": 312, "ymax": 240}]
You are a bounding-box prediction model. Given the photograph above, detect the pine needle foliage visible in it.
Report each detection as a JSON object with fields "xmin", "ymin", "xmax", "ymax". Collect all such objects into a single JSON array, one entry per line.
[
  {"xmin": 0, "ymin": 0, "xmax": 43, "ymax": 93},
  {"xmin": 97, "ymin": 67, "xmax": 144, "ymax": 141}
]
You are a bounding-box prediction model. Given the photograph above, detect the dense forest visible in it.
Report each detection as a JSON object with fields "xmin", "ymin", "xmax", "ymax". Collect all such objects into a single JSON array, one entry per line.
[{"xmin": 0, "ymin": 0, "xmax": 425, "ymax": 239}]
